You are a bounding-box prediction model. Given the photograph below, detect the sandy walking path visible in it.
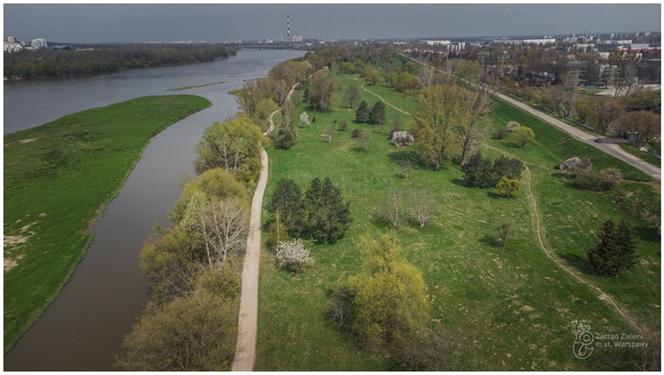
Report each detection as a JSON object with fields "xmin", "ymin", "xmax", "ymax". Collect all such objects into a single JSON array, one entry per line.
[{"xmin": 231, "ymin": 82, "xmax": 298, "ymax": 371}]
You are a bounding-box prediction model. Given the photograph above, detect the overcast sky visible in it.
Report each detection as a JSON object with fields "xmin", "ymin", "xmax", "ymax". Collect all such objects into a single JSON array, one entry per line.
[{"xmin": 4, "ymin": 4, "xmax": 661, "ymax": 43}]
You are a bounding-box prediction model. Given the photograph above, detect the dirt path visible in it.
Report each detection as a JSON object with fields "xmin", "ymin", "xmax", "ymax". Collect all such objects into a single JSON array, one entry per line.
[
  {"xmin": 231, "ymin": 82, "xmax": 298, "ymax": 371},
  {"xmin": 353, "ymin": 77, "xmax": 411, "ymax": 116},
  {"xmin": 484, "ymin": 144, "xmax": 647, "ymax": 335},
  {"xmin": 400, "ymin": 53, "xmax": 661, "ymax": 181},
  {"xmin": 355, "ymin": 75, "xmax": 648, "ymax": 335}
]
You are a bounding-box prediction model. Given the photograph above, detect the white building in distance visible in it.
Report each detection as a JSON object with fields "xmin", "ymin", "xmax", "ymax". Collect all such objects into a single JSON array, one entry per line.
[{"xmin": 31, "ymin": 38, "xmax": 48, "ymax": 49}]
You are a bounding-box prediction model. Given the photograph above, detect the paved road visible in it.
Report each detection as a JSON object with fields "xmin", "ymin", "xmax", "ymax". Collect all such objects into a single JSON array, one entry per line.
[
  {"xmin": 400, "ymin": 53, "xmax": 661, "ymax": 180},
  {"xmin": 231, "ymin": 82, "xmax": 298, "ymax": 371}
]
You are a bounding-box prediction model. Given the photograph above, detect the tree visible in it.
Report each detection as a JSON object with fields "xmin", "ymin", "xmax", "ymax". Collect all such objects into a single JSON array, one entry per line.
[
  {"xmin": 355, "ymin": 100, "xmax": 370, "ymax": 123},
  {"xmin": 408, "ymin": 190, "xmax": 435, "ymax": 227},
  {"xmin": 496, "ymin": 176, "xmax": 520, "ymax": 197},
  {"xmin": 340, "ymin": 61, "xmax": 355, "ymax": 74},
  {"xmin": 181, "ymin": 193, "xmax": 248, "ymax": 268},
  {"xmin": 299, "ymin": 111, "xmax": 311, "ymax": 127},
  {"xmin": 309, "ymin": 68, "xmax": 336, "ymax": 111},
  {"xmin": 171, "ymin": 168, "xmax": 248, "ymax": 223},
  {"xmin": 266, "ymin": 210, "xmax": 289, "ymax": 252},
  {"xmin": 255, "ymin": 97, "xmax": 279, "ymax": 131},
  {"xmin": 274, "ymin": 239, "xmax": 314, "ymax": 273},
  {"xmin": 411, "ymin": 84, "xmax": 464, "ymax": 169},
  {"xmin": 345, "ymin": 83, "xmax": 360, "ymax": 108},
  {"xmin": 195, "ymin": 115, "xmax": 263, "ymax": 185},
  {"xmin": 322, "ymin": 126, "xmax": 335, "ymax": 144},
  {"xmin": 302, "ymin": 177, "xmax": 351, "ymax": 243},
  {"xmin": 456, "ymin": 91, "xmax": 491, "ymax": 164},
  {"xmin": 330, "ymin": 233, "xmax": 431, "ymax": 352},
  {"xmin": 337, "ymin": 119, "xmax": 348, "ymax": 132},
  {"xmin": 364, "ymin": 66, "xmax": 381, "ymax": 85},
  {"xmin": 374, "ymin": 189, "xmax": 405, "ymax": 227},
  {"xmin": 589, "ymin": 99, "xmax": 623, "ymax": 135},
  {"xmin": 267, "ymin": 178, "xmax": 304, "ymax": 234},
  {"xmin": 117, "ymin": 286, "xmax": 236, "ymax": 370},
  {"xmin": 462, "ymin": 152, "xmax": 496, "ymax": 188},
  {"xmin": 614, "ymin": 111, "xmax": 661, "ymax": 144},
  {"xmin": 492, "ymin": 156, "xmax": 524, "ymax": 180},
  {"xmin": 390, "ymin": 71, "xmax": 419, "ymax": 93},
  {"xmin": 418, "ymin": 65, "xmax": 435, "ymax": 88},
  {"xmin": 369, "ymin": 101, "xmax": 386, "ymax": 125},
  {"xmin": 588, "ymin": 219, "xmax": 635, "ymax": 276},
  {"xmin": 496, "ymin": 223, "xmax": 512, "ymax": 247},
  {"xmin": 514, "ymin": 126, "xmax": 535, "ymax": 147},
  {"xmin": 273, "ymin": 125, "xmax": 297, "ymax": 149}
]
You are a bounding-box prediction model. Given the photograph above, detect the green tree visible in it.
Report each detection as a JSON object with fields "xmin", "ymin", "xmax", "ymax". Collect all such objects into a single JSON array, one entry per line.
[
  {"xmin": 462, "ymin": 152, "xmax": 496, "ymax": 188},
  {"xmin": 514, "ymin": 126, "xmax": 535, "ymax": 147},
  {"xmin": 588, "ymin": 219, "xmax": 635, "ymax": 276},
  {"xmin": 344, "ymin": 83, "xmax": 360, "ymax": 108},
  {"xmin": 303, "ymin": 177, "xmax": 351, "ymax": 243},
  {"xmin": 364, "ymin": 66, "xmax": 381, "ymax": 85},
  {"xmin": 273, "ymin": 125, "xmax": 297, "ymax": 150},
  {"xmin": 194, "ymin": 115, "xmax": 264, "ymax": 185},
  {"xmin": 171, "ymin": 168, "xmax": 248, "ymax": 223},
  {"xmin": 332, "ymin": 233, "xmax": 431, "ymax": 352},
  {"xmin": 266, "ymin": 210, "xmax": 289, "ymax": 252},
  {"xmin": 355, "ymin": 100, "xmax": 370, "ymax": 123},
  {"xmin": 369, "ymin": 101, "xmax": 386, "ymax": 125},
  {"xmin": 309, "ymin": 68, "xmax": 336, "ymax": 111},
  {"xmin": 267, "ymin": 178, "xmax": 304, "ymax": 235},
  {"xmin": 495, "ymin": 176, "xmax": 520, "ymax": 197}
]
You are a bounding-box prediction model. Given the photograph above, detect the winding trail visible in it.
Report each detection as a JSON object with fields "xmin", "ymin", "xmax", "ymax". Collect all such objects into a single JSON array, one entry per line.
[
  {"xmin": 231, "ymin": 82, "xmax": 298, "ymax": 371},
  {"xmin": 352, "ymin": 77, "xmax": 411, "ymax": 116},
  {"xmin": 357, "ymin": 74, "xmax": 648, "ymax": 335}
]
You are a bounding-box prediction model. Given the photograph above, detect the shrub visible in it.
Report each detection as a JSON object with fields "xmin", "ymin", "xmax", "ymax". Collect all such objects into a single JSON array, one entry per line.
[
  {"xmin": 505, "ymin": 121, "xmax": 520, "ymax": 132},
  {"xmin": 337, "ymin": 119, "xmax": 348, "ymax": 131},
  {"xmin": 374, "ymin": 189, "xmax": 405, "ymax": 227},
  {"xmin": 355, "ymin": 100, "xmax": 370, "ymax": 123},
  {"xmin": 514, "ymin": 126, "xmax": 535, "ymax": 147},
  {"xmin": 574, "ymin": 168, "xmax": 623, "ymax": 191},
  {"xmin": 299, "ymin": 112, "xmax": 311, "ymax": 127},
  {"xmin": 274, "ymin": 239, "xmax": 314, "ymax": 273},
  {"xmin": 559, "ymin": 156, "xmax": 592, "ymax": 173},
  {"xmin": 492, "ymin": 155, "xmax": 524, "ymax": 180},
  {"xmin": 351, "ymin": 128, "xmax": 365, "ymax": 139},
  {"xmin": 496, "ymin": 223, "xmax": 512, "ymax": 247},
  {"xmin": 492, "ymin": 127, "xmax": 508, "ymax": 140},
  {"xmin": 390, "ymin": 131, "xmax": 414, "ymax": 147},
  {"xmin": 273, "ymin": 125, "xmax": 297, "ymax": 149},
  {"xmin": 462, "ymin": 152, "xmax": 498, "ymax": 188},
  {"xmin": 496, "ymin": 176, "xmax": 520, "ymax": 197}
]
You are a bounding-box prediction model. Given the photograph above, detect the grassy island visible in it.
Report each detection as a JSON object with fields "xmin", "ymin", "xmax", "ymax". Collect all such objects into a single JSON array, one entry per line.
[{"xmin": 4, "ymin": 95, "xmax": 211, "ymax": 350}]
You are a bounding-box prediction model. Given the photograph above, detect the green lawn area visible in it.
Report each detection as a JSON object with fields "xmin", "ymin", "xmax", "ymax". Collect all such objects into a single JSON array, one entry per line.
[
  {"xmin": 619, "ymin": 143, "xmax": 661, "ymax": 168},
  {"xmin": 4, "ymin": 95, "xmax": 211, "ymax": 350},
  {"xmin": 256, "ymin": 72, "xmax": 660, "ymax": 370}
]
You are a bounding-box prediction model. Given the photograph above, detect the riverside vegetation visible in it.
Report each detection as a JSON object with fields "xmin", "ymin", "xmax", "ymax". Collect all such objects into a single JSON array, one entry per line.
[
  {"xmin": 252, "ymin": 47, "xmax": 659, "ymax": 370},
  {"xmin": 4, "ymin": 95, "xmax": 211, "ymax": 351}
]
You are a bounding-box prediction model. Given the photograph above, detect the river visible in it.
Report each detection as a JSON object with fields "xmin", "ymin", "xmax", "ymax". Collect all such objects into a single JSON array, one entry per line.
[{"xmin": 3, "ymin": 48, "xmax": 305, "ymax": 370}]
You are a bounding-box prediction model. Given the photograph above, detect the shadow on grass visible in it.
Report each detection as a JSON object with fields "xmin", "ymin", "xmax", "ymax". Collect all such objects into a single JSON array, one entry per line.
[
  {"xmin": 504, "ymin": 142, "xmax": 524, "ymax": 149},
  {"xmin": 450, "ymin": 178, "xmax": 469, "ymax": 187},
  {"xmin": 634, "ymin": 225, "xmax": 661, "ymax": 244},
  {"xmin": 479, "ymin": 234, "xmax": 504, "ymax": 248},
  {"xmin": 559, "ymin": 251, "xmax": 597, "ymax": 276}
]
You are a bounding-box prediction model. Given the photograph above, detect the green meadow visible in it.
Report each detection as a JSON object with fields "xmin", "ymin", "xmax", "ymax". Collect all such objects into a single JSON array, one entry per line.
[
  {"xmin": 4, "ymin": 95, "xmax": 211, "ymax": 350},
  {"xmin": 255, "ymin": 71, "xmax": 659, "ymax": 370}
]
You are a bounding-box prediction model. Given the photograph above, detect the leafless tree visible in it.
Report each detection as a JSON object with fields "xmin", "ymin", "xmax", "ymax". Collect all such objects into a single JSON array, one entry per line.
[
  {"xmin": 375, "ymin": 189, "xmax": 405, "ymax": 227},
  {"xmin": 408, "ymin": 190, "xmax": 435, "ymax": 227},
  {"xmin": 419, "ymin": 65, "xmax": 435, "ymax": 88},
  {"xmin": 456, "ymin": 91, "xmax": 491, "ymax": 165}
]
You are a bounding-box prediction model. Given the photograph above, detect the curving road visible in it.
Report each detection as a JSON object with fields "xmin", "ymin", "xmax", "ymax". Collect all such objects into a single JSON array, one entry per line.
[
  {"xmin": 231, "ymin": 82, "xmax": 298, "ymax": 371},
  {"xmin": 400, "ymin": 53, "xmax": 661, "ymax": 180}
]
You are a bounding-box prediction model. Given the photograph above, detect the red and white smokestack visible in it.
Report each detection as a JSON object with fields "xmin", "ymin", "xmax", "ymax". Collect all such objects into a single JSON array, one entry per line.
[{"xmin": 287, "ymin": 15, "xmax": 291, "ymax": 41}]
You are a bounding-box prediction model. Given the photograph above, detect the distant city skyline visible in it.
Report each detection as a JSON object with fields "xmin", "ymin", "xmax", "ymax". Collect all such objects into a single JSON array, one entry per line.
[{"xmin": 5, "ymin": 4, "xmax": 661, "ymax": 43}]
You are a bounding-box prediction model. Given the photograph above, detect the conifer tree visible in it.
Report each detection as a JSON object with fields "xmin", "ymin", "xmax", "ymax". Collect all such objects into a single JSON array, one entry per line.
[
  {"xmin": 268, "ymin": 178, "xmax": 304, "ymax": 235},
  {"xmin": 355, "ymin": 101, "xmax": 370, "ymax": 123},
  {"xmin": 588, "ymin": 219, "xmax": 635, "ymax": 276},
  {"xmin": 303, "ymin": 177, "xmax": 351, "ymax": 243},
  {"xmin": 369, "ymin": 101, "xmax": 386, "ymax": 125}
]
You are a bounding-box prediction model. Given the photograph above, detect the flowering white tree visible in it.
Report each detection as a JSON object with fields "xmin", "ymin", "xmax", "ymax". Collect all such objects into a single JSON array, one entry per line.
[{"xmin": 274, "ymin": 239, "xmax": 313, "ymax": 273}]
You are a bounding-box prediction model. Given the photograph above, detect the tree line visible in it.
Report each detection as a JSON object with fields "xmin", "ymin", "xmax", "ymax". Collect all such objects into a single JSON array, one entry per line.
[{"xmin": 4, "ymin": 44, "xmax": 237, "ymax": 79}]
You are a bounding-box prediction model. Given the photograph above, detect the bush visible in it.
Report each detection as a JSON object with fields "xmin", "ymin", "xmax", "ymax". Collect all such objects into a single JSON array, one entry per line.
[
  {"xmin": 514, "ymin": 126, "xmax": 535, "ymax": 147},
  {"xmin": 355, "ymin": 100, "xmax": 370, "ymax": 123},
  {"xmin": 274, "ymin": 239, "xmax": 314, "ymax": 273},
  {"xmin": 492, "ymin": 156, "xmax": 524, "ymax": 180},
  {"xmin": 496, "ymin": 176, "xmax": 520, "ymax": 197},
  {"xmin": 492, "ymin": 127, "xmax": 508, "ymax": 140},
  {"xmin": 559, "ymin": 156, "xmax": 592, "ymax": 173},
  {"xmin": 273, "ymin": 126, "xmax": 297, "ymax": 149},
  {"xmin": 574, "ymin": 168, "xmax": 623, "ymax": 191},
  {"xmin": 337, "ymin": 119, "xmax": 348, "ymax": 131},
  {"xmin": 351, "ymin": 128, "xmax": 365, "ymax": 139}
]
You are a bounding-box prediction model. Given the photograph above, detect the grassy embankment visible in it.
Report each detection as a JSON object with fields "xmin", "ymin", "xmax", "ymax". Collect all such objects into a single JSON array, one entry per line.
[
  {"xmin": 619, "ymin": 143, "xmax": 661, "ymax": 167},
  {"xmin": 255, "ymin": 71, "xmax": 660, "ymax": 370},
  {"xmin": 4, "ymin": 95, "xmax": 211, "ymax": 350}
]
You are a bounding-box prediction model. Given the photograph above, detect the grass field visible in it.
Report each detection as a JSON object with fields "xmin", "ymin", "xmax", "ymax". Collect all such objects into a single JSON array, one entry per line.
[
  {"xmin": 4, "ymin": 95, "xmax": 211, "ymax": 350},
  {"xmin": 255, "ymin": 71, "xmax": 660, "ymax": 370}
]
